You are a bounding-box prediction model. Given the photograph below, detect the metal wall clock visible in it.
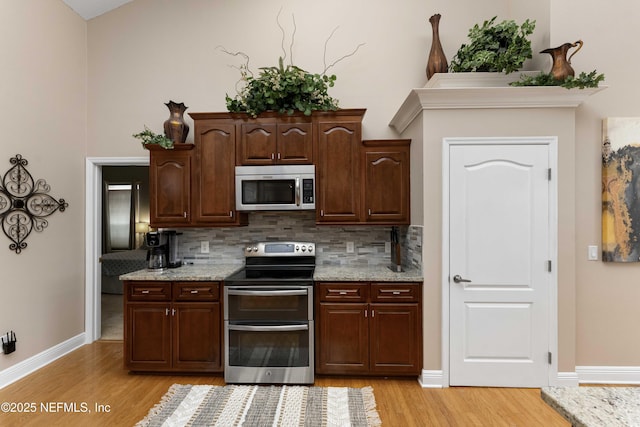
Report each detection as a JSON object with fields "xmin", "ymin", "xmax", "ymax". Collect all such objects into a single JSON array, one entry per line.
[{"xmin": 0, "ymin": 154, "xmax": 68, "ymax": 253}]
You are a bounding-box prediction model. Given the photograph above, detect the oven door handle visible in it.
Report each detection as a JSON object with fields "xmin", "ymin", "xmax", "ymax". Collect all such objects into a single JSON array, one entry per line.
[
  {"xmin": 226, "ymin": 289, "xmax": 308, "ymax": 297},
  {"xmin": 227, "ymin": 324, "xmax": 309, "ymax": 332}
]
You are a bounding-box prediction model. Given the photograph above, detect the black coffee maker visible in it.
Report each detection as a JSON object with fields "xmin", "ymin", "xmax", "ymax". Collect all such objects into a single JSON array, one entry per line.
[
  {"xmin": 145, "ymin": 231, "xmax": 182, "ymax": 270},
  {"xmin": 145, "ymin": 231, "xmax": 168, "ymax": 270}
]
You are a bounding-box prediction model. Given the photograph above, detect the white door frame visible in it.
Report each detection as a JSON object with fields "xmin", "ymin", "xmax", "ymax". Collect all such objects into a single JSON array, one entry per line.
[
  {"xmin": 441, "ymin": 136, "xmax": 558, "ymax": 387},
  {"xmin": 84, "ymin": 156, "xmax": 149, "ymax": 343}
]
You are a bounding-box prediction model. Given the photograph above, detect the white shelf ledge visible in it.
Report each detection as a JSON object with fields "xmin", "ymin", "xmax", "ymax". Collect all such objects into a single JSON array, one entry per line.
[{"xmin": 389, "ymin": 85, "xmax": 607, "ymax": 134}]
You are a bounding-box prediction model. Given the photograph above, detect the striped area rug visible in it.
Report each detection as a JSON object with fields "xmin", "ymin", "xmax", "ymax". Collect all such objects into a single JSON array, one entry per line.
[{"xmin": 136, "ymin": 384, "xmax": 382, "ymax": 426}]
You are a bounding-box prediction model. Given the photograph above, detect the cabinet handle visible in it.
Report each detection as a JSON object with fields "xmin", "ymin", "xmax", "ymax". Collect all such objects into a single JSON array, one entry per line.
[
  {"xmin": 271, "ymin": 153, "xmax": 275, "ymax": 160},
  {"xmin": 364, "ymin": 309, "xmax": 367, "ymax": 318},
  {"xmin": 277, "ymin": 152, "xmax": 281, "ymax": 160},
  {"xmin": 165, "ymin": 308, "xmax": 169, "ymax": 316},
  {"xmin": 229, "ymin": 211, "xmax": 233, "ymax": 217},
  {"xmin": 320, "ymin": 210, "xmax": 324, "ymax": 217},
  {"xmin": 183, "ymin": 212, "xmax": 187, "ymax": 218},
  {"xmin": 172, "ymin": 308, "xmax": 176, "ymax": 316},
  {"xmin": 190, "ymin": 290, "xmax": 199, "ymax": 294},
  {"xmin": 141, "ymin": 290, "xmax": 150, "ymax": 294},
  {"xmin": 380, "ymin": 289, "xmax": 410, "ymax": 295},
  {"xmin": 372, "ymin": 309, "xmax": 375, "ymax": 318},
  {"xmin": 368, "ymin": 208, "xmax": 371, "ymax": 216}
]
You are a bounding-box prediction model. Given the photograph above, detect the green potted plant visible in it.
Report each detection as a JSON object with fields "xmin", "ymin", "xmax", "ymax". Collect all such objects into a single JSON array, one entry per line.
[
  {"xmin": 449, "ymin": 16, "xmax": 536, "ymax": 74},
  {"xmin": 133, "ymin": 126, "xmax": 174, "ymax": 150}
]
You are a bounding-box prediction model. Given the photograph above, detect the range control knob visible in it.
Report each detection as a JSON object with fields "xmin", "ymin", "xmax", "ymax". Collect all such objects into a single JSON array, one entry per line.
[
  {"xmin": 253, "ymin": 246, "xmax": 258, "ymax": 252},
  {"xmin": 245, "ymin": 247, "xmax": 253, "ymax": 253},
  {"xmin": 301, "ymin": 245, "xmax": 307, "ymax": 252},
  {"xmin": 308, "ymin": 245, "xmax": 314, "ymax": 253},
  {"xmin": 295, "ymin": 245, "xmax": 300, "ymax": 251}
]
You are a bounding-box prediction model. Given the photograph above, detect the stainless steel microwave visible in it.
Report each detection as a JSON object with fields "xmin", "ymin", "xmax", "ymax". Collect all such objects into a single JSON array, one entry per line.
[{"xmin": 235, "ymin": 165, "xmax": 315, "ymax": 211}]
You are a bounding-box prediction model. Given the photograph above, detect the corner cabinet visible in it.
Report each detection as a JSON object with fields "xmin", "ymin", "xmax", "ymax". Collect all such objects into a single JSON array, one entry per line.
[
  {"xmin": 148, "ymin": 145, "xmax": 193, "ymax": 227},
  {"xmin": 123, "ymin": 281, "xmax": 222, "ymax": 373},
  {"xmin": 315, "ymin": 281, "xmax": 422, "ymax": 376}
]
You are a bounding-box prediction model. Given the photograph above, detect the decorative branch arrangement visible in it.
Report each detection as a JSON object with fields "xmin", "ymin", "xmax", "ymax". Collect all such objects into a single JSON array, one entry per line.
[
  {"xmin": 218, "ymin": 8, "xmax": 365, "ymax": 117},
  {"xmin": 0, "ymin": 154, "xmax": 68, "ymax": 253}
]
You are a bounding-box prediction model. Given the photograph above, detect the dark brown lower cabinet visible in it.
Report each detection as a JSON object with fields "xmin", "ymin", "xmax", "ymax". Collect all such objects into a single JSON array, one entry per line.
[
  {"xmin": 124, "ymin": 281, "xmax": 222, "ymax": 373},
  {"xmin": 316, "ymin": 281, "xmax": 422, "ymax": 376}
]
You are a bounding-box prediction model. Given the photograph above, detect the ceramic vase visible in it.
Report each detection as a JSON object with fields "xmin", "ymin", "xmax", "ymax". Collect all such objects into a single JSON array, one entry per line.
[
  {"xmin": 426, "ymin": 14, "xmax": 448, "ymax": 80},
  {"xmin": 163, "ymin": 101, "xmax": 189, "ymax": 144}
]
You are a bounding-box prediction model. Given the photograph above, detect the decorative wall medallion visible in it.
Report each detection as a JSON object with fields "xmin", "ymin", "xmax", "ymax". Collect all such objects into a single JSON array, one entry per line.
[{"xmin": 0, "ymin": 154, "xmax": 68, "ymax": 253}]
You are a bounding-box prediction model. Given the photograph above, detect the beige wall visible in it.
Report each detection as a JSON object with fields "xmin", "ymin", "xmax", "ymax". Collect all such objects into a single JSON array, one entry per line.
[
  {"xmin": 551, "ymin": 0, "xmax": 640, "ymax": 366},
  {"xmin": 0, "ymin": 0, "xmax": 635, "ymax": 377},
  {"xmin": 0, "ymin": 0, "xmax": 86, "ymax": 370}
]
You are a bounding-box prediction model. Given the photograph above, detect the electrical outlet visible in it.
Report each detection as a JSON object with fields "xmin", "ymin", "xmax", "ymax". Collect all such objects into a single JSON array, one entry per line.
[
  {"xmin": 588, "ymin": 245, "xmax": 598, "ymax": 261},
  {"xmin": 346, "ymin": 242, "xmax": 355, "ymax": 253},
  {"xmin": 385, "ymin": 242, "xmax": 391, "ymax": 253},
  {"xmin": 200, "ymin": 241, "xmax": 209, "ymax": 254}
]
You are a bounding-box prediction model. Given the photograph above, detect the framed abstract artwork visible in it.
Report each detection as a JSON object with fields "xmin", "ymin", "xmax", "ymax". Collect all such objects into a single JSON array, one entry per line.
[{"xmin": 602, "ymin": 117, "xmax": 640, "ymax": 262}]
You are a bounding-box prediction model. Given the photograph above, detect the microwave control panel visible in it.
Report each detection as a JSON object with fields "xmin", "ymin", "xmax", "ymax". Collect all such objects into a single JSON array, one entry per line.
[{"xmin": 302, "ymin": 179, "xmax": 314, "ymax": 203}]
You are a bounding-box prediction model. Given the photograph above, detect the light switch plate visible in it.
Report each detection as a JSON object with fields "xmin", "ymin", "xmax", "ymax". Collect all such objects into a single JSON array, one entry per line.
[
  {"xmin": 385, "ymin": 242, "xmax": 391, "ymax": 253},
  {"xmin": 588, "ymin": 245, "xmax": 598, "ymax": 261},
  {"xmin": 346, "ymin": 242, "xmax": 355, "ymax": 253},
  {"xmin": 201, "ymin": 241, "xmax": 210, "ymax": 254}
]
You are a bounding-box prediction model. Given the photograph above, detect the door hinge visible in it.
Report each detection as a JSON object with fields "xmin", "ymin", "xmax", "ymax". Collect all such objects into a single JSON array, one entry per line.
[
  {"xmin": 547, "ymin": 260, "xmax": 552, "ymax": 272},
  {"xmin": 548, "ymin": 168, "xmax": 552, "ymax": 181},
  {"xmin": 548, "ymin": 351, "xmax": 552, "ymax": 364}
]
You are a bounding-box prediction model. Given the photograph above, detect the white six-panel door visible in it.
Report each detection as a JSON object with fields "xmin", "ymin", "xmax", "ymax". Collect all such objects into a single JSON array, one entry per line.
[{"xmin": 447, "ymin": 138, "xmax": 555, "ymax": 387}]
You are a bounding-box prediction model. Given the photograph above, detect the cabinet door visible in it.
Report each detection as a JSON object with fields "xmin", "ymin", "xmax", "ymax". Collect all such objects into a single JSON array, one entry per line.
[
  {"xmin": 316, "ymin": 121, "xmax": 361, "ymax": 223},
  {"xmin": 125, "ymin": 302, "xmax": 171, "ymax": 371},
  {"xmin": 363, "ymin": 142, "xmax": 410, "ymax": 224},
  {"xmin": 316, "ymin": 303, "xmax": 369, "ymax": 374},
  {"xmin": 277, "ymin": 122, "xmax": 313, "ymax": 164},
  {"xmin": 193, "ymin": 122, "xmax": 244, "ymax": 224},
  {"xmin": 238, "ymin": 122, "xmax": 277, "ymax": 165},
  {"xmin": 369, "ymin": 303, "xmax": 421, "ymax": 375},
  {"xmin": 172, "ymin": 302, "xmax": 222, "ymax": 372},
  {"xmin": 149, "ymin": 149, "xmax": 191, "ymax": 227}
]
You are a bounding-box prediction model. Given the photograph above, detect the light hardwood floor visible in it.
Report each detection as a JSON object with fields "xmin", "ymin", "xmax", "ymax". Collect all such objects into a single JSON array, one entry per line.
[{"xmin": 0, "ymin": 341, "xmax": 569, "ymax": 426}]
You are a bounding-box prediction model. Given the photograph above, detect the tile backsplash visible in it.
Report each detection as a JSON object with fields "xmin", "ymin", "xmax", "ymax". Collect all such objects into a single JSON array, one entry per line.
[{"xmin": 173, "ymin": 211, "xmax": 422, "ymax": 270}]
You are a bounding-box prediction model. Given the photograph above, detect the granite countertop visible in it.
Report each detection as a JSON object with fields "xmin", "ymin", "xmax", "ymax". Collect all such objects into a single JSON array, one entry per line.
[
  {"xmin": 313, "ymin": 265, "xmax": 423, "ymax": 282},
  {"xmin": 119, "ymin": 264, "xmax": 243, "ymax": 281},
  {"xmin": 119, "ymin": 264, "xmax": 423, "ymax": 283}
]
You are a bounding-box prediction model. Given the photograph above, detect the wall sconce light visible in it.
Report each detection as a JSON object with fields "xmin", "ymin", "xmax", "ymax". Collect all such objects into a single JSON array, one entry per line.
[{"xmin": 0, "ymin": 154, "xmax": 68, "ymax": 254}]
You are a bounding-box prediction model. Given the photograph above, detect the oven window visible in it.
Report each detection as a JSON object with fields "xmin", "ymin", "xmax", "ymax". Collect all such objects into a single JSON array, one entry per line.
[
  {"xmin": 227, "ymin": 326, "xmax": 310, "ymax": 367},
  {"xmin": 226, "ymin": 288, "xmax": 310, "ymax": 322},
  {"xmin": 241, "ymin": 180, "xmax": 295, "ymax": 205}
]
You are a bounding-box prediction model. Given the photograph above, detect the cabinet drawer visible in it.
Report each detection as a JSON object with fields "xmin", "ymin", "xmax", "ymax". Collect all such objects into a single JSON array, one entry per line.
[
  {"xmin": 127, "ymin": 282, "xmax": 172, "ymax": 301},
  {"xmin": 371, "ymin": 283, "xmax": 421, "ymax": 302},
  {"xmin": 317, "ymin": 283, "xmax": 368, "ymax": 302},
  {"xmin": 173, "ymin": 282, "xmax": 220, "ymax": 301}
]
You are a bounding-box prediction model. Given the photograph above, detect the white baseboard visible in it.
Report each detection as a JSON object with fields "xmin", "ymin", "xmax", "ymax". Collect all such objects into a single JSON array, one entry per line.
[
  {"xmin": 418, "ymin": 369, "xmax": 444, "ymax": 388},
  {"xmin": 576, "ymin": 366, "xmax": 640, "ymax": 385},
  {"xmin": 556, "ymin": 371, "xmax": 579, "ymax": 387},
  {"xmin": 0, "ymin": 333, "xmax": 86, "ymax": 389}
]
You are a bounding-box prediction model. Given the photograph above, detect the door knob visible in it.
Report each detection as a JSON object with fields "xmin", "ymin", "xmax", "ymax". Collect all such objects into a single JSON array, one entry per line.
[{"xmin": 453, "ymin": 275, "xmax": 471, "ymax": 283}]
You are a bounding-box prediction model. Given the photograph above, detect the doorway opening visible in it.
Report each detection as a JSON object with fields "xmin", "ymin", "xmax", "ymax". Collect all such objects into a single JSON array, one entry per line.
[{"xmin": 85, "ymin": 157, "xmax": 149, "ymax": 343}]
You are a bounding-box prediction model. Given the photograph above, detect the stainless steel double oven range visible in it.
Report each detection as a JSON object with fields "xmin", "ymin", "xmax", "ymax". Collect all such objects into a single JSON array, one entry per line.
[{"xmin": 223, "ymin": 241, "xmax": 315, "ymax": 384}]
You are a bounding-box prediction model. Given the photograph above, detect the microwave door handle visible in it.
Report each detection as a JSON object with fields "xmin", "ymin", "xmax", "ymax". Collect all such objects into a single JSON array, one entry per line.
[{"xmin": 295, "ymin": 177, "xmax": 301, "ymax": 206}]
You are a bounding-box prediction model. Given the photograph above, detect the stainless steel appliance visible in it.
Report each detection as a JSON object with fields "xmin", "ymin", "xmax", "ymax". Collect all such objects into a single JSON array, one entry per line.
[
  {"xmin": 145, "ymin": 231, "xmax": 181, "ymax": 270},
  {"xmin": 235, "ymin": 165, "xmax": 315, "ymax": 211},
  {"xmin": 224, "ymin": 241, "xmax": 316, "ymax": 384}
]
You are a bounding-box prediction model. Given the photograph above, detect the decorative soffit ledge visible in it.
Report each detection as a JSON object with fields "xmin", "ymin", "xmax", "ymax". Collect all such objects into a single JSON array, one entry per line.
[{"xmin": 389, "ymin": 82, "xmax": 607, "ymax": 134}]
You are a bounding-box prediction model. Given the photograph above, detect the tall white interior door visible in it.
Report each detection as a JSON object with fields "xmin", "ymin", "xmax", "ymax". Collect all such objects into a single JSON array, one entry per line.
[{"xmin": 448, "ymin": 139, "xmax": 553, "ymax": 387}]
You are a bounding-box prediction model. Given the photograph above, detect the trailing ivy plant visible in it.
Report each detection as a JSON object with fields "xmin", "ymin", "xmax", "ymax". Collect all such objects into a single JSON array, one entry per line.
[
  {"xmin": 133, "ymin": 126, "xmax": 174, "ymax": 149},
  {"xmin": 450, "ymin": 16, "xmax": 536, "ymax": 74},
  {"xmin": 509, "ymin": 70, "xmax": 605, "ymax": 89}
]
